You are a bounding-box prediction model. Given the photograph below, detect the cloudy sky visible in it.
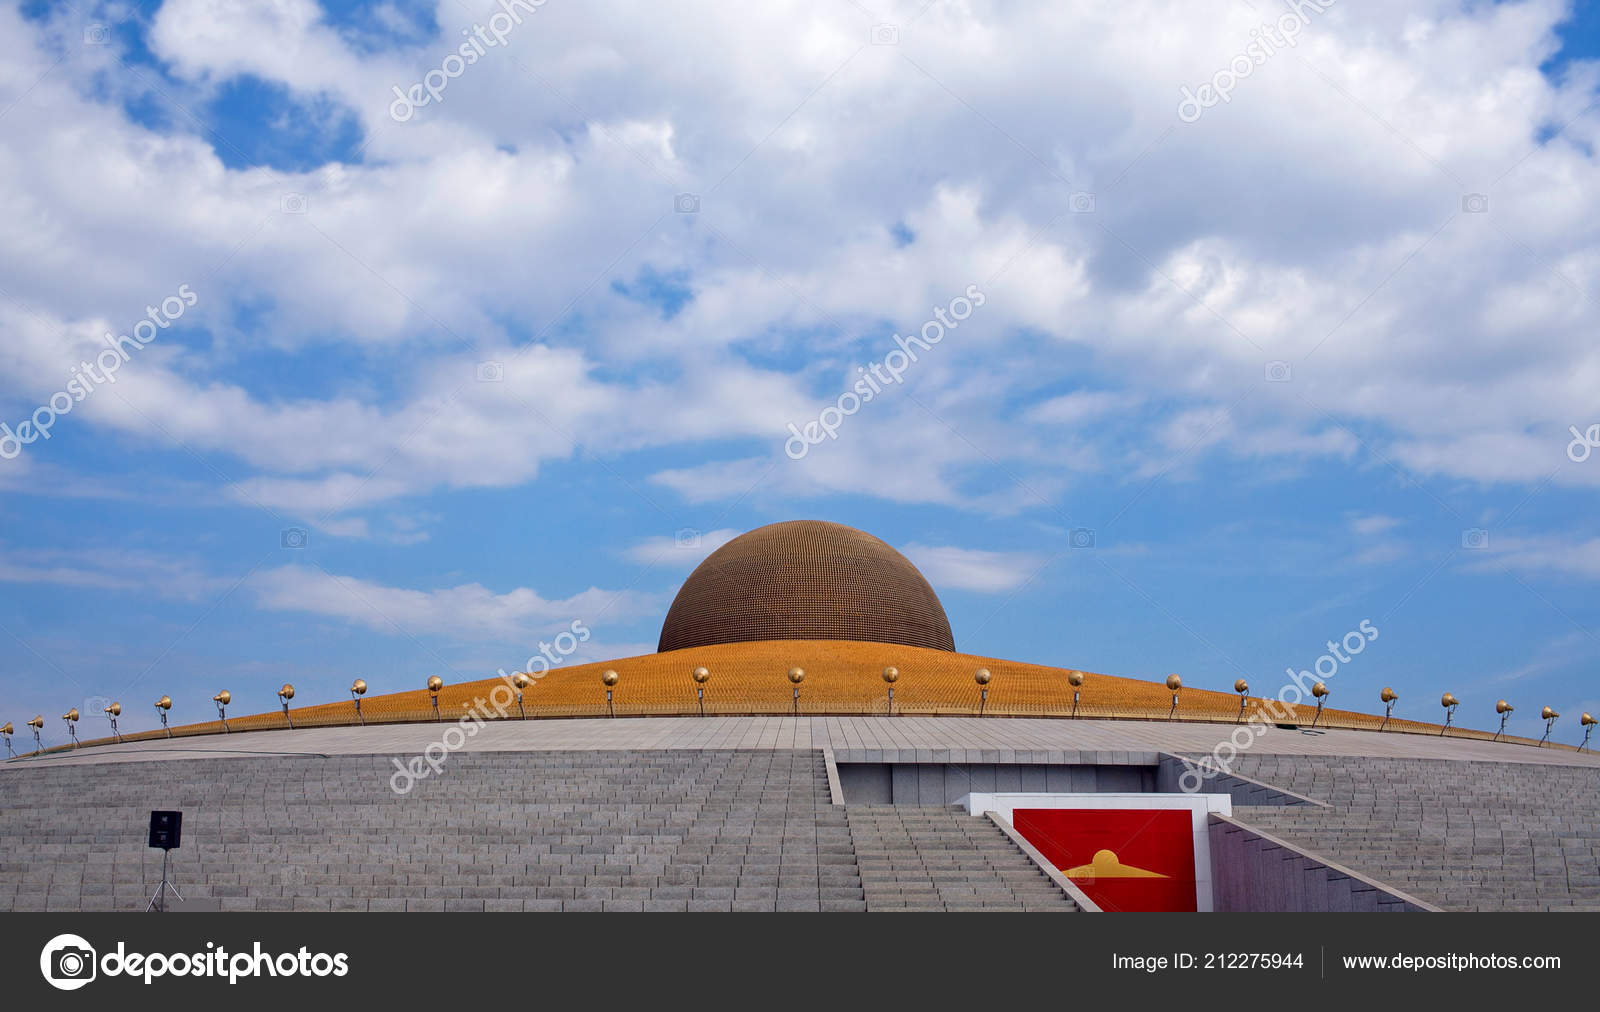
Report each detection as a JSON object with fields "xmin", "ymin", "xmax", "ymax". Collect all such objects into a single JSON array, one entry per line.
[{"xmin": 1, "ymin": 0, "xmax": 1598, "ymax": 742}]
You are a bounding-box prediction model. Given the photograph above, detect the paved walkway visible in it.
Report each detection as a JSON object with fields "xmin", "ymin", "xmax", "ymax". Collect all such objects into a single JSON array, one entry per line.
[{"xmin": 9, "ymin": 716, "xmax": 1599, "ymax": 769}]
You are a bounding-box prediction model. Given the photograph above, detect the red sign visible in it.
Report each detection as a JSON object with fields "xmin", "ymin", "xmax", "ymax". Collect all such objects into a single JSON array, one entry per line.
[{"xmin": 1013, "ymin": 808, "xmax": 1196, "ymax": 912}]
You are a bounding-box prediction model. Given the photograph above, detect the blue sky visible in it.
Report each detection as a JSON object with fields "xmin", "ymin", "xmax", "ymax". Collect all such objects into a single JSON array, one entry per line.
[{"xmin": 1, "ymin": 0, "xmax": 1598, "ymax": 744}]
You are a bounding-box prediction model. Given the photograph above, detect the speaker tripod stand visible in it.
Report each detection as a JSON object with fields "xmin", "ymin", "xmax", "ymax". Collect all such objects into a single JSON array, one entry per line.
[{"xmin": 146, "ymin": 847, "xmax": 183, "ymax": 912}]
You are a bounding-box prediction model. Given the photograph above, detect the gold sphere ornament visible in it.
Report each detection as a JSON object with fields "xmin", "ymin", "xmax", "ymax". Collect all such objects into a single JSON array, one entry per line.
[
  {"xmin": 602, "ymin": 670, "xmax": 620, "ymax": 687},
  {"xmin": 105, "ymin": 702, "xmax": 121, "ymax": 717},
  {"xmin": 1165, "ymin": 673, "xmax": 1182, "ymax": 692},
  {"xmin": 156, "ymin": 695, "xmax": 172, "ymax": 710},
  {"xmin": 1496, "ymin": 699, "xmax": 1514, "ymax": 714},
  {"xmin": 278, "ymin": 683, "xmax": 295, "ymax": 701},
  {"xmin": 787, "ymin": 667, "xmax": 805, "ymax": 685},
  {"xmin": 1380, "ymin": 687, "xmax": 1398, "ymax": 703},
  {"xmin": 1441, "ymin": 692, "xmax": 1459, "ymax": 708},
  {"xmin": 881, "ymin": 666, "xmax": 899, "ymax": 684},
  {"xmin": 974, "ymin": 668, "xmax": 993, "ymax": 686},
  {"xmin": 351, "ymin": 679, "xmax": 368, "ymax": 696},
  {"xmin": 1234, "ymin": 679, "xmax": 1249, "ymax": 695},
  {"xmin": 1066, "ymin": 670, "xmax": 1083, "ymax": 687},
  {"xmin": 1311, "ymin": 681, "xmax": 1329, "ymax": 698},
  {"xmin": 512, "ymin": 673, "xmax": 531, "ymax": 689},
  {"xmin": 692, "ymin": 666, "xmax": 711, "ymax": 684},
  {"xmin": 427, "ymin": 676, "xmax": 444, "ymax": 693}
]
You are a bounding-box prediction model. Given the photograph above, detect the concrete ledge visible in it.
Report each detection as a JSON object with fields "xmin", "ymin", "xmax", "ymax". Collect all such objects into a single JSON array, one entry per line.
[
  {"xmin": 984, "ymin": 812, "xmax": 1101, "ymax": 912},
  {"xmin": 14, "ymin": 717, "xmax": 1600, "ymax": 772},
  {"xmin": 1157, "ymin": 753, "xmax": 1330, "ymax": 808},
  {"xmin": 821, "ymin": 747, "xmax": 845, "ymax": 806},
  {"xmin": 831, "ymin": 748, "xmax": 1162, "ymax": 766}
]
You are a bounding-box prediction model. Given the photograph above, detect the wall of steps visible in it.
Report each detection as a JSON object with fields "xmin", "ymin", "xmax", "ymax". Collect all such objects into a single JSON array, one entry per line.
[
  {"xmin": 846, "ymin": 806, "xmax": 1076, "ymax": 911},
  {"xmin": 0, "ymin": 748, "xmax": 1076, "ymax": 913},
  {"xmin": 0, "ymin": 750, "xmax": 860, "ymax": 912},
  {"xmin": 1222, "ymin": 754, "xmax": 1600, "ymax": 911}
]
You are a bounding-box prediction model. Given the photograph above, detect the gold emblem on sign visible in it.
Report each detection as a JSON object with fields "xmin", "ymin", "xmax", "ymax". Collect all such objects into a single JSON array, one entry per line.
[{"xmin": 1063, "ymin": 849, "xmax": 1168, "ymax": 879}]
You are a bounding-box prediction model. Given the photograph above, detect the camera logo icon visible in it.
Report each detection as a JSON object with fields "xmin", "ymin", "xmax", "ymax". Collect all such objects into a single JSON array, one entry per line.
[
  {"xmin": 83, "ymin": 23, "xmax": 111, "ymax": 45},
  {"xmin": 1461, "ymin": 193, "xmax": 1488, "ymax": 214},
  {"xmin": 476, "ymin": 360, "xmax": 505, "ymax": 382},
  {"xmin": 281, "ymin": 192, "xmax": 308, "ymax": 214},
  {"xmin": 675, "ymin": 527, "xmax": 702, "ymax": 549},
  {"xmin": 1069, "ymin": 528, "xmax": 1096, "ymax": 549},
  {"xmin": 870, "ymin": 23, "xmax": 899, "ymax": 45},
  {"xmin": 1461, "ymin": 528, "xmax": 1490, "ymax": 550},
  {"xmin": 41, "ymin": 934, "xmax": 97, "ymax": 990},
  {"xmin": 1265, "ymin": 360, "xmax": 1292, "ymax": 382},
  {"xmin": 281, "ymin": 527, "xmax": 309, "ymax": 549},
  {"xmin": 674, "ymin": 193, "xmax": 700, "ymax": 214},
  {"xmin": 1069, "ymin": 191, "xmax": 1096, "ymax": 213}
]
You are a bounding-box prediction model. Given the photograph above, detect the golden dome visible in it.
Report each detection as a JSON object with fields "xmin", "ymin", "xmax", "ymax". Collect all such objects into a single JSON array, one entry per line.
[{"xmin": 657, "ymin": 521, "xmax": 955, "ymax": 653}]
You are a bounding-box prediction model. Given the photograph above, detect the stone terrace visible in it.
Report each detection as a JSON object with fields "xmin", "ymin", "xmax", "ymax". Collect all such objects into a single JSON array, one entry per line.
[
  {"xmin": 1226, "ymin": 754, "xmax": 1600, "ymax": 911},
  {"xmin": 846, "ymin": 806, "xmax": 1076, "ymax": 911},
  {"xmin": 0, "ymin": 749, "xmax": 1066, "ymax": 912}
]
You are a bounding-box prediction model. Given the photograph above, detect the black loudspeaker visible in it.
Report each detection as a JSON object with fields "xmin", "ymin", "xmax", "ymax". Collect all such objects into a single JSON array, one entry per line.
[{"xmin": 148, "ymin": 810, "xmax": 182, "ymax": 850}]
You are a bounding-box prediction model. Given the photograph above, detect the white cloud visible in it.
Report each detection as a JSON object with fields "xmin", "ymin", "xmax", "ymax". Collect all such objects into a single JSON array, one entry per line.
[
  {"xmin": 0, "ymin": 0, "xmax": 1598, "ymax": 520},
  {"xmin": 0, "ymin": 548, "xmax": 232, "ymax": 601},
  {"xmin": 1349, "ymin": 514, "xmax": 1403, "ymax": 536},
  {"xmin": 250, "ymin": 565, "xmax": 660, "ymax": 640},
  {"xmin": 1464, "ymin": 535, "xmax": 1600, "ymax": 580},
  {"xmin": 900, "ymin": 543, "xmax": 1045, "ymax": 593},
  {"xmin": 622, "ymin": 528, "xmax": 740, "ymax": 567},
  {"xmin": 1025, "ymin": 391, "xmax": 1142, "ymax": 426}
]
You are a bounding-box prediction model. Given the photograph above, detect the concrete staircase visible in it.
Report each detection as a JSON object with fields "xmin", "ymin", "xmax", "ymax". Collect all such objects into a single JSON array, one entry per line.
[
  {"xmin": 0, "ymin": 750, "xmax": 864, "ymax": 911},
  {"xmin": 1222, "ymin": 754, "xmax": 1600, "ymax": 911},
  {"xmin": 0, "ymin": 749, "xmax": 1077, "ymax": 912},
  {"xmin": 846, "ymin": 806, "xmax": 1077, "ymax": 911}
]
